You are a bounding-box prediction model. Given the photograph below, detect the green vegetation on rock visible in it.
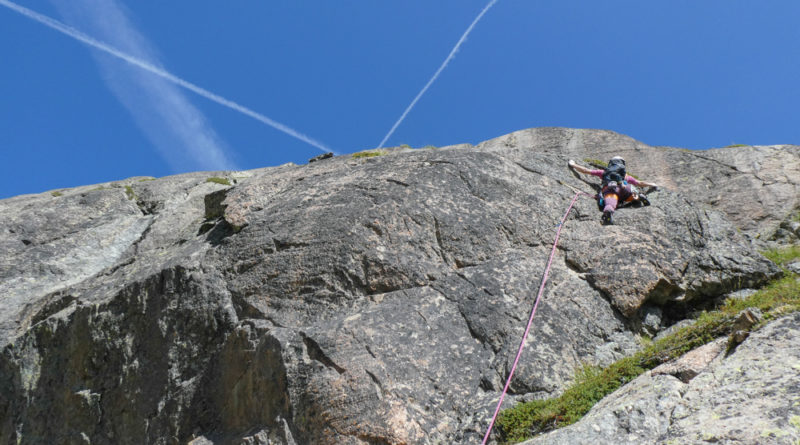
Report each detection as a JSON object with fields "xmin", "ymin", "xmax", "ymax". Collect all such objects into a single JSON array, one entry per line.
[
  {"xmin": 789, "ymin": 415, "xmax": 800, "ymax": 429},
  {"xmin": 124, "ymin": 185, "xmax": 136, "ymax": 201},
  {"xmin": 352, "ymin": 150, "xmax": 386, "ymax": 159},
  {"xmin": 497, "ymin": 245, "xmax": 800, "ymax": 444},
  {"xmin": 762, "ymin": 245, "xmax": 800, "ymax": 266},
  {"xmin": 50, "ymin": 191, "xmax": 63, "ymax": 197},
  {"xmin": 206, "ymin": 177, "xmax": 232, "ymax": 186}
]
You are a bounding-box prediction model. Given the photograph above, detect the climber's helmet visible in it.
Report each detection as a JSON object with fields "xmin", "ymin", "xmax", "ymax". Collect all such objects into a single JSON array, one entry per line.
[{"xmin": 609, "ymin": 156, "xmax": 625, "ymax": 166}]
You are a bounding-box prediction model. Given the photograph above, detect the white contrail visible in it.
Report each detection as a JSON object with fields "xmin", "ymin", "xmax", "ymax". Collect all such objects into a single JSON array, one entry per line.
[
  {"xmin": 0, "ymin": 0, "xmax": 333, "ymax": 155},
  {"xmin": 377, "ymin": 0, "xmax": 499, "ymax": 149},
  {"xmin": 49, "ymin": 0, "xmax": 236, "ymax": 171}
]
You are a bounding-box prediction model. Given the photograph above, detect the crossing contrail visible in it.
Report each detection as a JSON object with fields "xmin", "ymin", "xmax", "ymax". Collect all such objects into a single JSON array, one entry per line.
[
  {"xmin": 0, "ymin": 0, "xmax": 333, "ymax": 154},
  {"xmin": 377, "ymin": 0, "xmax": 499, "ymax": 149},
  {"xmin": 50, "ymin": 0, "xmax": 237, "ymax": 171}
]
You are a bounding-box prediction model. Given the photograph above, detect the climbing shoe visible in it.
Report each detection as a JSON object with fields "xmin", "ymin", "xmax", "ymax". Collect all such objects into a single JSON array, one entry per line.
[{"xmin": 602, "ymin": 211, "xmax": 614, "ymax": 225}]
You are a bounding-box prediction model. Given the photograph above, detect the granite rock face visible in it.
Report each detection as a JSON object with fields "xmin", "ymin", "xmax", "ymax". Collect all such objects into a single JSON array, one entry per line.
[
  {"xmin": 0, "ymin": 128, "xmax": 796, "ymax": 444},
  {"xmin": 478, "ymin": 128, "xmax": 800, "ymax": 241}
]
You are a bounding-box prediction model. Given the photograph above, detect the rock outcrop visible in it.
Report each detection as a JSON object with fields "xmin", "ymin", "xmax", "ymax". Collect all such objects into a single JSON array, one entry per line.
[
  {"xmin": 0, "ymin": 128, "xmax": 797, "ymax": 444},
  {"xmin": 478, "ymin": 128, "xmax": 800, "ymax": 241},
  {"xmin": 521, "ymin": 311, "xmax": 800, "ymax": 445}
]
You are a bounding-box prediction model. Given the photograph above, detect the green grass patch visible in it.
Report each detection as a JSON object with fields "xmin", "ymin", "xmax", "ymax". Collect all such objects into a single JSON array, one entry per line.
[
  {"xmin": 424, "ymin": 145, "xmax": 438, "ymax": 150},
  {"xmin": 726, "ymin": 144, "xmax": 749, "ymax": 148},
  {"xmin": 124, "ymin": 185, "xmax": 136, "ymax": 201},
  {"xmin": 722, "ymin": 275, "xmax": 800, "ymax": 319},
  {"xmin": 352, "ymin": 150, "xmax": 386, "ymax": 159},
  {"xmin": 762, "ymin": 245, "xmax": 800, "ymax": 266},
  {"xmin": 399, "ymin": 144, "xmax": 411, "ymax": 149},
  {"xmin": 50, "ymin": 191, "xmax": 63, "ymax": 197},
  {"xmin": 498, "ymin": 359, "xmax": 646, "ymax": 442},
  {"xmin": 206, "ymin": 177, "xmax": 232, "ymax": 186},
  {"xmin": 496, "ymin": 249, "xmax": 800, "ymax": 443}
]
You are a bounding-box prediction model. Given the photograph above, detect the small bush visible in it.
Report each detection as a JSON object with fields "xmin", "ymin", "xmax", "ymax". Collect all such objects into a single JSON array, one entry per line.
[
  {"xmin": 50, "ymin": 191, "xmax": 63, "ymax": 197},
  {"xmin": 726, "ymin": 144, "xmax": 749, "ymax": 148},
  {"xmin": 352, "ymin": 150, "xmax": 386, "ymax": 159},
  {"xmin": 399, "ymin": 144, "xmax": 411, "ymax": 149},
  {"xmin": 206, "ymin": 177, "xmax": 232, "ymax": 186},
  {"xmin": 424, "ymin": 145, "xmax": 438, "ymax": 150}
]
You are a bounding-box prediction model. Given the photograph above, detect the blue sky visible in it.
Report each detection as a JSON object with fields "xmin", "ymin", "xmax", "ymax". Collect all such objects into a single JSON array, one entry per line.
[{"xmin": 1, "ymin": 1, "xmax": 798, "ymax": 199}]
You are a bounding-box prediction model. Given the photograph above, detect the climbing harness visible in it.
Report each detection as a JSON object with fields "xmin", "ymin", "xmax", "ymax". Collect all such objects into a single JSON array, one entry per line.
[{"xmin": 481, "ymin": 190, "xmax": 591, "ymax": 444}]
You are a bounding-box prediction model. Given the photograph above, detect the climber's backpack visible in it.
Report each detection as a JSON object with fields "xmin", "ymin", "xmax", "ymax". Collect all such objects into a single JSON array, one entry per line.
[{"xmin": 601, "ymin": 159, "xmax": 627, "ymax": 186}]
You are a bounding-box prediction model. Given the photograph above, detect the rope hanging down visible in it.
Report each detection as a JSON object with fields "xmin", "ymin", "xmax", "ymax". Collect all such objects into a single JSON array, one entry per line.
[{"xmin": 481, "ymin": 190, "xmax": 590, "ymax": 444}]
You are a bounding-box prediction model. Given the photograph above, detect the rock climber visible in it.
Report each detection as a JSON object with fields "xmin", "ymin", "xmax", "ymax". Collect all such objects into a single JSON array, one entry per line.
[{"xmin": 568, "ymin": 156, "xmax": 659, "ymax": 225}]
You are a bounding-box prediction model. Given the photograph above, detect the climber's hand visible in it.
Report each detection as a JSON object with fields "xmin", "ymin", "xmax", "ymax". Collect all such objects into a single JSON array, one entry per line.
[{"xmin": 568, "ymin": 159, "xmax": 576, "ymax": 168}]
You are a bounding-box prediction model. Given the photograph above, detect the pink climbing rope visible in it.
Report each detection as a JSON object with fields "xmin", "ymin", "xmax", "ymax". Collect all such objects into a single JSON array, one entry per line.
[{"xmin": 481, "ymin": 191, "xmax": 590, "ymax": 444}]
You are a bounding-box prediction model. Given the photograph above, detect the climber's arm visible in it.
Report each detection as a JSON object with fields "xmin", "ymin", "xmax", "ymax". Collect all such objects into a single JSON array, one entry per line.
[
  {"xmin": 568, "ymin": 160, "xmax": 597, "ymax": 176},
  {"xmin": 626, "ymin": 176, "xmax": 660, "ymax": 189}
]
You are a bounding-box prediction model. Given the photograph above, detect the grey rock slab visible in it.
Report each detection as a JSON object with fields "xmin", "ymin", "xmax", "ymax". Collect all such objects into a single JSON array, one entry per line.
[
  {"xmin": 640, "ymin": 305, "xmax": 663, "ymax": 335},
  {"xmin": 0, "ymin": 187, "xmax": 149, "ymax": 345},
  {"xmin": 521, "ymin": 312, "xmax": 800, "ymax": 445},
  {"xmin": 726, "ymin": 288, "xmax": 759, "ymax": 301},
  {"xmin": 0, "ymin": 263, "xmax": 238, "ymax": 445},
  {"xmin": 560, "ymin": 189, "xmax": 779, "ymax": 317},
  {"xmin": 651, "ymin": 337, "xmax": 726, "ymax": 383},
  {"xmin": 0, "ymin": 128, "xmax": 793, "ymax": 444},
  {"xmin": 695, "ymin": 145, "xmax": 800, "ymax": 239},
  {"xmin": 477, "ymin": 128, "xmax": 800, "ymax": 241},
  {"xmin": 667, "ymin": 312, "xmax": 800, "ymax": 444},
  {"xmin": 206, "ymin": 148, "xmax": 644, "ymax": 442},
  {"xmin": 520, "ymin": 373, "xmax": 686, "ymax": 445},
  {"xmin": 653, "ymin": 318, "xmax": 697, "ymax": 342},
  {"xmin": 0, "ymin": 171, "xmax": 244, "ymax": 346}
]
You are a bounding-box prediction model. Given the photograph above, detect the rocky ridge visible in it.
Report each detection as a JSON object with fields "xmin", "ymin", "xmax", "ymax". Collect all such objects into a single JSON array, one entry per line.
[{"xmin": 0, "ymin": 128, "xmax": 798, "ymax": 444}]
